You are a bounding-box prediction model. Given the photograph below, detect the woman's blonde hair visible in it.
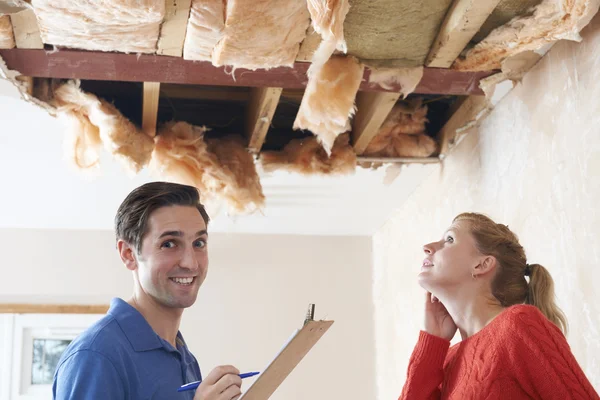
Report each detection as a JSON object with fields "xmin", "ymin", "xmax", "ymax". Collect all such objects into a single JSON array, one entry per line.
[{"xmin": 453, "ymin": 212, "xmax": 568, "ymax": 335}]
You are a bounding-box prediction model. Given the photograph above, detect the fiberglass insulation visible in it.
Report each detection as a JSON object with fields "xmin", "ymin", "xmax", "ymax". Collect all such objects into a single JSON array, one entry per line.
[
  {"xmin": 31, "ymin": 0, "xmax": 165, "ymax": 53},
  {"xmin": 150, "ymin": 121, "xmax": 265, "ymax": 214},
  {"xmin": 210, "ymin": 0, "xmax": 310, "ymax": 69}
]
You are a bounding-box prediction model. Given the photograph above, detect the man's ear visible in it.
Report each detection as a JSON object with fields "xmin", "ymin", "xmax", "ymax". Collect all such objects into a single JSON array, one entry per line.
[
  {"xmin": 117, "ymin": 240, "xmax": 138, "ymax": 271},
  {"xmin": 474, "ymin": 255, "xmax": 497, "ymax": 277}
]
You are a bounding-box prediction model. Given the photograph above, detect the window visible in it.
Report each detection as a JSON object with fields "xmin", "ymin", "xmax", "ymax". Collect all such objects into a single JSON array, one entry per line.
[{"xmin": 0, "ymin": 313, "xmax": 103, "ymax": 400}]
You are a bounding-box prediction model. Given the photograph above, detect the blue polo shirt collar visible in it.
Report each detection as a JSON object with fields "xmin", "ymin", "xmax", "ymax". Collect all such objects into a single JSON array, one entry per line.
[{"xmin": 107, "ymin": 297, "xmax": 168, "ymax": 352}]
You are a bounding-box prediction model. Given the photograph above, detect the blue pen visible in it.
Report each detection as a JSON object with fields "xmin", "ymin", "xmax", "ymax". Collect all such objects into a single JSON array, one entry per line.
[{"xmin": 177, "ymin": 372, "xmax": 260, "ymax": 392}]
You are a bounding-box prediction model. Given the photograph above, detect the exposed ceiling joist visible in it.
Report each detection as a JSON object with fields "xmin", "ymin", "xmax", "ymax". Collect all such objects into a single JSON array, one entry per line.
[
  {"xmin": 157, "ymin": 0, "xmax": 192, "ymax": 57},
  {"xmin": 142, "ymin": 82, "xmax": 161, "ymax": 137},
  {"xmin": 161, "ymin": 85, "xmax": 250, "ymax": 102},
  {"xmin": 9, "ymin": 8, "xmax": 43, "ymax": 49},
  {"xmin": 246, "ymin": 87, "xmax": 283, "ymax": 153},
  {"xmin": 426, "ymin": 0, "xmax": 502, "ymax": 68},
  {"xmin": 351, "ymin": 91, "xmax": 401, "ymax": 155},
  {"xmin": 0, "ymin": 49, "xmax": 495, "ymax": 96}
]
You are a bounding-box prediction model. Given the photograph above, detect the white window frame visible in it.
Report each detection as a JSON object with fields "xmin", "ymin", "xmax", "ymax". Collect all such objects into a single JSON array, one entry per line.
[{"xmin": 0, "ymin": 313, "xmax": 103, "ymax": 400}]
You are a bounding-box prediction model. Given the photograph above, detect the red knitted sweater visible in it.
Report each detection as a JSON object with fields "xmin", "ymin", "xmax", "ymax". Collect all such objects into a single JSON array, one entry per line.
[{"xmin": 399, "ymin": 305, "xmax": 599, "ymax": 400}]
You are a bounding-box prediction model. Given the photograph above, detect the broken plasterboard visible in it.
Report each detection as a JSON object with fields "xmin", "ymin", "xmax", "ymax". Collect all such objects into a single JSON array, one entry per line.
[
  {"xmin": 0, "ymin": 54, "xmax": 54, "ymax": 112},
  {"xmin": 239, "ymin": 304, "xmax": 334, "ymax": 400}
]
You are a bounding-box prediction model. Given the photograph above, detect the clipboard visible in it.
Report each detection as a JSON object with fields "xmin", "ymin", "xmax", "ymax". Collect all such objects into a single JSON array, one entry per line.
[{"xmin": 239, "ymin": 304, "xmax": 334, "ymax": 400}]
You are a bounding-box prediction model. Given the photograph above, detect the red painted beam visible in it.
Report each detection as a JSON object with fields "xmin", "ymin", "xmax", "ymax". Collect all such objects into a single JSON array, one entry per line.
[{"xmin": 0, "ymin": 49, "xmax": 494, "ymax": 96}]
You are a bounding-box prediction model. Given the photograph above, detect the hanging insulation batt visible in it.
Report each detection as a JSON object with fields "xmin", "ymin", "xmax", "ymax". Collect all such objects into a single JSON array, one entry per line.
[
  {"xmin": 183, "ymin": 0, "xmax": 225, "ymax": 61},
  {"xmin": 362, "ymin": 99, "xmax": 437, "ymax": 158},
  {"xmin": 205, "ymin": 135, "xmax": 265, "ymax": 212},
  {"xmin": 0, "ymin": 15, "xmax": 15, "ymax": 48},
  {"xmin": 293, "ymin": 55, "xmax": 364, "ymax": 155},
  {"xmin": 260, "ymin": 133, "xmax": 356, "ymax": 175},
  {"xmin": 150, "ymin": 122, "xmax": 264, "ymax": 214},
  {"xmin": 453, "ymin": 0, "xmax": 600, "ymax": 71},
  {"xmin": 31, "ymin": 0, "xmax": 165, "ymax": 53},
  {"xmin": 53, "ymin": 81, "xmax": 154, "ymax": 174},
  {"xmin": 211, "ymin": 0, "xmax": 310, "ymax": 69},
  {"xmin": 306, "ymin": 0, "xmax": 350, "ymax": 73}
]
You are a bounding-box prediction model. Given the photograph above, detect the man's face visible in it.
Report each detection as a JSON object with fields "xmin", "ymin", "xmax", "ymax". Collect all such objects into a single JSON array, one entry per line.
[{"xmin": 132, "ymin": 205, "xmax": 208, "ymax": 309}]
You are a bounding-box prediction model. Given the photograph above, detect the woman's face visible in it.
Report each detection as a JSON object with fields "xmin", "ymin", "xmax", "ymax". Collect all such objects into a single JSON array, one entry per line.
[{"xmin": 418, "ymin": 220, "xmax": 482, "ymax": 293}]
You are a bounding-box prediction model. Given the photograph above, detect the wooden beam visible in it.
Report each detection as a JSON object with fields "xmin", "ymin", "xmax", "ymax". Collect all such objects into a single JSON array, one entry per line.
[
  {"xmin": 296, "ymin": 26, "xmax": 321, "ymax": 62},
  {"xmin": 0, "ymin": 49, "xmax": 496, "ymax": 96},
  {"xmin": 142, "ymin": 82, "xmax": 160, "ymax": 137},
  {"xmin": 426, "ymin": 0, "xmax": 502, "ymax": 68},
  {"xmin": 9, "ymin": 8, "xmax": 43, "ymax": 49},
  {"xmin": 351, "ymin": 91, "xmax": 401, "ymax": 154},
  {"xmin": 246, "ymin": 87, "xmax": 283, "ymax": 153},
  {"xmin": 160, "ymin": 85, "xmax": 250, "ymax": 102},
  {"xmin": 157, "ymin": 0, "xmax": 192, "ymax": 57},
  {"xmin": 437, "ymin": 95, "xmax": 489, "ymax": 157},
  {"xmin": 0, "ymin": 303, "xmax": 109, "ymax": 314}
]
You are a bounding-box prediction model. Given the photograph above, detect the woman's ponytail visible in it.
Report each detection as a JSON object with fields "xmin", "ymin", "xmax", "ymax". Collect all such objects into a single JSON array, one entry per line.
[{"xmin": 525, "ymin": 263, "xmax": 568, "ymax": 335}]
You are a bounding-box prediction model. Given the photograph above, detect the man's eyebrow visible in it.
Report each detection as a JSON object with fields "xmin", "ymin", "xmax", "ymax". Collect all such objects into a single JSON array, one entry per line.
[
  {"xmin": 158, "ymin": 230, "xmax": 208, "ymax": 239},
  {"xmin": 158, "ymin": 230, "xmax": 182, "ymax": 239}
]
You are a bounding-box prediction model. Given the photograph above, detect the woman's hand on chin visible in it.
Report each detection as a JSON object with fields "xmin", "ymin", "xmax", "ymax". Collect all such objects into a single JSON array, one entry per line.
[{"xmin": 424, "ymin": 292, "xmax": 457, "ymax": 341}]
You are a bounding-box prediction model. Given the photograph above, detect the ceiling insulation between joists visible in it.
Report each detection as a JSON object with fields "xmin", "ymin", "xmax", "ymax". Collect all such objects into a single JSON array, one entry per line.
[
  {"xmin": 31, "ymin": 0, "xmax": 165, "ymax": 53},
  {"xmin": 344, "ymin": 0, "xmax": 453, "ymax": 68}
]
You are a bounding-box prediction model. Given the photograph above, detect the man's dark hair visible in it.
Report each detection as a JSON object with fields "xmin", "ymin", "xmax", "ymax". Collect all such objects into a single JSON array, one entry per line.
[{"xmin": 115, "ymin": 181, "xmax": 210, "ymax": 253}]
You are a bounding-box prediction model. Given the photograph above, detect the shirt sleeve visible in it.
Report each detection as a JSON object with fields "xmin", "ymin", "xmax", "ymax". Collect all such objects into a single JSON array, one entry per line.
[
  {"xmin": 508, "ymin": 307, "xmax": 600, "ymax": 400},
  {"xmin": 398, "ymin": 331, "xmax": 450, "ymax": 400},
  {"xmin": 53, "ymin": 350, "xmax": 126, "ymax": 400}
]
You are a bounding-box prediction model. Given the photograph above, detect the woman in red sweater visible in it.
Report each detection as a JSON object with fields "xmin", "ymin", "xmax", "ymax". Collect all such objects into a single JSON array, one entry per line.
[{"xmin": 400, "ymin": 212, "xmax": 599, "ymax": 400}]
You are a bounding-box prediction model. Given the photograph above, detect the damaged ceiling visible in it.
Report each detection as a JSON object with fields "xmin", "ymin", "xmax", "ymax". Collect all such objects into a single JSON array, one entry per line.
[{"xmin": 0, "ymin": 0, "xmax": 598, "ymax": 225}]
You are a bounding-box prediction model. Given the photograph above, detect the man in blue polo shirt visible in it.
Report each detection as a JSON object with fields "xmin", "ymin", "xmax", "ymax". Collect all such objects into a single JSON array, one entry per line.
[{"xmin": 53, "ymin": 182, "xmax": 243, "ymax": 400}]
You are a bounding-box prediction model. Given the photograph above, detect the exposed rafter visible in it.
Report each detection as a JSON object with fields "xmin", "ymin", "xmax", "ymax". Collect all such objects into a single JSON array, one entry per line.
[
  {"xmin": 157, "ymin": 0, "xmax": 192, "ymax": 57},
  {"xmin": 0, "ymin": 49, "xmax": 495, "ymax": 96},
  {"xmin": 351, "ymin": 91, "xmax": 401, "ymax": 154},
  {"xmin": 9, "ymin": 8, "xmax": 43, "ymax": 49},
  {"xmin": 142, "ymin": 82, "xmax": 161, "ymax": 137},
  {"xmin": 246, "ymin": 87, "xmax": 283, "ymax": 153},
  {"xmin": 426, "ymin": 0, "xmax": 502, "ymax": 68}
]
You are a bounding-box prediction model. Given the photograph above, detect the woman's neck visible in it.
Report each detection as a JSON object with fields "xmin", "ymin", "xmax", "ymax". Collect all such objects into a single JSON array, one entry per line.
[{"xmin": 440, "ymin": 291, "xmax": 505, "ymax": 340}]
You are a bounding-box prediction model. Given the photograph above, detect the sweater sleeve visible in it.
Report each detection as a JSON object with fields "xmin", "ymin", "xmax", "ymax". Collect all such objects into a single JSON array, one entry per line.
[
  {"xmin": 508, "ymin": 306, "xmax": 600, "ymax": 400},
  {"xmin": 399, "ymin": 331, "xmax": 450, "ymax": 400}
]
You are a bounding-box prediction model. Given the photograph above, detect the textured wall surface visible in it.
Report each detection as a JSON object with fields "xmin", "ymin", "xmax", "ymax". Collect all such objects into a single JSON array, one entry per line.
[{"xmin": 373, "ymin": 14, "xmax": 600, "ymax": 399}]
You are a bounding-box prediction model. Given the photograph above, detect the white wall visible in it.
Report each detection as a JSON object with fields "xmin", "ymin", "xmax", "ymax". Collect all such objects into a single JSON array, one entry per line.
[
  {"xmin": 0, "ymin": 229, "xmax": 376, "ymax": 400},
  {"xmin": 372, "ymin": 14, "xmax": 600, "ymax": 400}
]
